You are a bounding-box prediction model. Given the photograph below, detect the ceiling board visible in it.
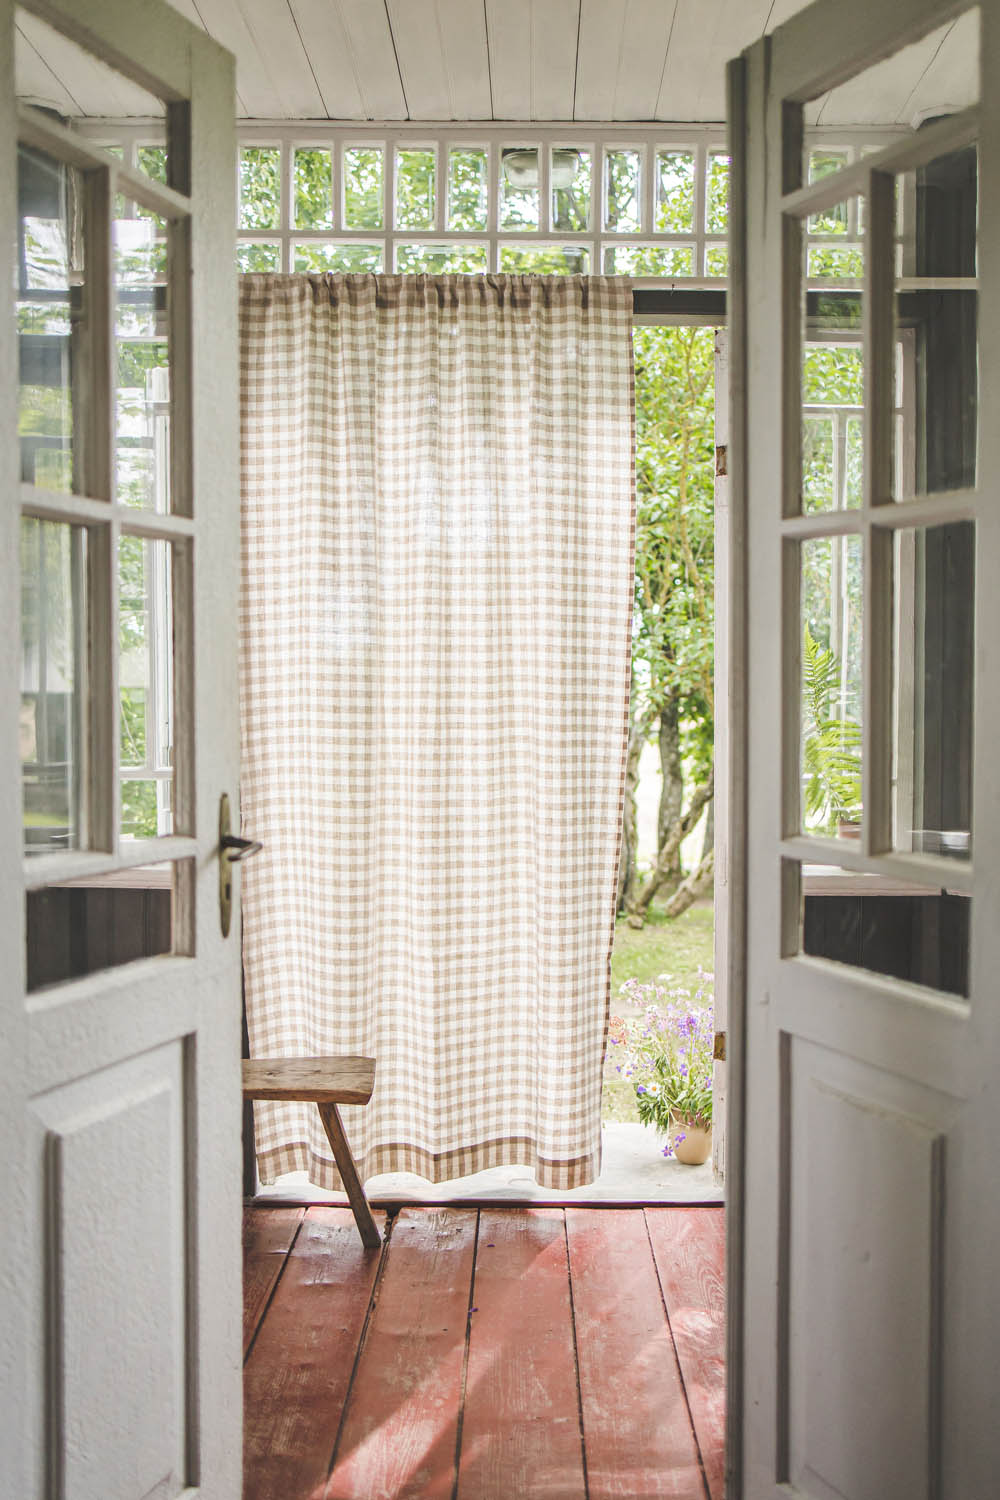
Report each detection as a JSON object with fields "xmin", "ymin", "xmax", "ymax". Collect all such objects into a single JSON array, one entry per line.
[
  {"xmin": 436, "ymin": 0, "xmax": 492, "ymax": 121},
  {"xmin": 288, "ymin": 0, "xmax": 366, "ymax": 120},
  {"xmin": 14, "ymin": 24, "xmax": 81, "ymax": 115},
  {"xmin": 23, "ymin": 0, "xmax": 975, "ymax": 126},
  {"xmin": 655, "ymin": 0, "xmax": 729, "ymax": 122},
  {"xmin": 486, "ymin": 0, "xmax": 533, "ymax": 121},
  {"xmin": 387, "ymin": 0, "xmax": 454, "ymax": 120},
  {"xmin": 191, "ymin": 0, "xmax": 283, "ymax": 117},
  {"xmin": 338, "ymin": 0, "xmax": 408, "ymax": 120},
  {"xmin": 529, "ymin": 0, "xmax": 579, "ymax": 120},
  {"xmin": 238, "ymin": 0, "xmax": 325, "ymax": 117},
  {"xmin": 17, "ymin": 8, "xmax": 163, "ymax": 116}
]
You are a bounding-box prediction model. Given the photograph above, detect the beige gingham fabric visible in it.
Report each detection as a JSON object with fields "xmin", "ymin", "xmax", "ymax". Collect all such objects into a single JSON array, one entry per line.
[{"xmin": 239, "ymin": 274, "xmax": 635, "ymax": 1191}]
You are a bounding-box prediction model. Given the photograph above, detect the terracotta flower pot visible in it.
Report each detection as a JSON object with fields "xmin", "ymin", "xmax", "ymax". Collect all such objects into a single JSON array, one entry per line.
[{"xmin": 670, "ymin": 1114, "xmax": 713, "ymax": 1166}]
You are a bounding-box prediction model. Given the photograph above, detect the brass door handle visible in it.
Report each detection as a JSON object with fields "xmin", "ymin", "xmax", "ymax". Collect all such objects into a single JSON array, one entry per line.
[
  {"xmin": 221, "ymin": 833, "xmax": 263, "ymax": 862},
  {"xmin": 219, "ymin": 793, "xmax": 262, "ymax": 936}
]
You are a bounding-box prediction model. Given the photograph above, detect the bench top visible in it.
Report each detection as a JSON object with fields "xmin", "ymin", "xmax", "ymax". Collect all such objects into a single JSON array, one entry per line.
[{"xmin": 242, "ymin": 1056, "xmax": 375, "ymax": 1105}]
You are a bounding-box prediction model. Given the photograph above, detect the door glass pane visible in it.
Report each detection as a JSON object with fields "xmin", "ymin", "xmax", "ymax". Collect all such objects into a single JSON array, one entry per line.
[
  {"xmin": 115, "ymin": 213, "xmax": 170, "ymax": 511},
  {"xmin": 791, "ymin": 859, "xmax": 969, "ymax": 999},
  {"xmin": 893, "ymin": 521, "xmax": 973, "ymax": 859},
  {"xmin": 395, "ymin": 147, "xmax": 435, "ymax": 230},
  {"xmin": 893, "ymin": 146, "xmax": 978, "ymax": 500},
  {"xmin": 16, "ymin": 144, "xmax": 85, "ymax": 493},
  {"xmin": 801, "ymin": 535, "xmax": 863, "ymax": 839},
  {"xmin": 448, "ymin": 148, "xmax": 488, "ymax": 231},
  {"xmin": 802, "ymin": 341, "xmax": 863, "ymax": 512},
  {"xmin": 552, "ymin": 148, "xmax": 591, "ymax": 231},
  {"xmin": 499, "ymin": 147, "xmax": 539, "ymax": 230},
  {"xmin": 25, "ymin": 857, "xmax": 188, "ymax": 992},
  {"xmin": 705, "ymin": 151, "xmax": 729, "ymax": 234},
  {"xmin": 22, "ymin": 519, "xmax": 88, "ymax": 853},
  {"xmin": 119, "ymin": 535, "xmax": 174, "ymax": 839}
]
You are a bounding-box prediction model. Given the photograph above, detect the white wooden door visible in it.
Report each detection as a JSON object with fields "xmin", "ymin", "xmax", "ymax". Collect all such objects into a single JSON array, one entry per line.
[
  {"xmin": 1, "ymin": 2, "xmax": 241, "ymax": 1497},
  {"xmin": 730, "ymin": 1, "xmax": 997, "ymax": 1496}
]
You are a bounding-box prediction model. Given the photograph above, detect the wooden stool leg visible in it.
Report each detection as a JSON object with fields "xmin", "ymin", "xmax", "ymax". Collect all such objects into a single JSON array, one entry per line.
[{"xmin": 317, "ymin": 1102, "xmax": 381, "ymax": 1249}]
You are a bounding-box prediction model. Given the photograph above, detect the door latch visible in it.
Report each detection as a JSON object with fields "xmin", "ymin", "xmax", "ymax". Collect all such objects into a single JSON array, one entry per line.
[{"xmin": 219, "ymin": 792, "xmax": 262, "ymax": 937}]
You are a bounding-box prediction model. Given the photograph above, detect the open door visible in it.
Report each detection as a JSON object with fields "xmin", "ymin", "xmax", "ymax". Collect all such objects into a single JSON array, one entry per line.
[
  {"xmin": 730, "ymin": 1, "xmax": 998, "ymax": 1495},
  {"xmin": 1, "ymin": 2, "xmax": 241, "ymax": 1496}
]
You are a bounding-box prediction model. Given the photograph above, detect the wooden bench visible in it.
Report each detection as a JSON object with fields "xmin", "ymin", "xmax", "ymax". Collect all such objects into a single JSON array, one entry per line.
[{"xmin": 242, "ymin": 1056, "xmax": 380, "ymax": 1248}]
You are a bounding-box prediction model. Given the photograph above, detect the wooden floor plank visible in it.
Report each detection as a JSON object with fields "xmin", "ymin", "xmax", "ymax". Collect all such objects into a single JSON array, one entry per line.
[
  {"xmin": 457, "ymin": 1208, "xmax": 586, "ymax": 1500},
  {"xmin": 566, "ymin": 1208, "xmax": 705, "ymax": 1499},
  {"xmin": 244, "ymin": 1206, "xmax": 384, "ymax": 1500},
  {"xmin": 243, "ymin": 1206, "xmax": 304, "ymax": 1358},
  {"xmin": 326, "ymin": 1207, "xmax": 477, "ymax": 1500},
  {"xmin": 646, "ymin": 1208, "xmax": 726, "ymax": 1500}
]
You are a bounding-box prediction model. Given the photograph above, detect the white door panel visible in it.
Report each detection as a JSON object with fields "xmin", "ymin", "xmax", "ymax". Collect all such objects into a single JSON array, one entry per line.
[
  {"xmin": 1, "ymin": 3, "xmax": 241, "ymax": 1496},
  {"xmin": 729, "ymin": 0, "xmax": 1000, "ymax": 1495}
]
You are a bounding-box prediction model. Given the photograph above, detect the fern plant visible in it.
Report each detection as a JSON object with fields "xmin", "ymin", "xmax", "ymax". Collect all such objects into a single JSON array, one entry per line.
[{"xmin": 802, "ymin": 623, "xmax": 862, "ymax": 833}]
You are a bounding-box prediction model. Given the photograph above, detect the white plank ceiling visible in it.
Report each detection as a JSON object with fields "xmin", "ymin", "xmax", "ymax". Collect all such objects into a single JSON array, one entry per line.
[{"xmin": 16, "ymin": 0, "xmax": 978, "ymax": 126}]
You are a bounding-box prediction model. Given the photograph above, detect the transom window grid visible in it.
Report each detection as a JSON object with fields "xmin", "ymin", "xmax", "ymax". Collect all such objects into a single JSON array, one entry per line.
[
  {"xmin": 17, "ymin": 102, "xmax": 196, "ymax": 893},
  {"xmin": 779, "ymin": 107, "xmax": 979, "ymax": 909},
  {"xmin": 79, "ymin": 122, "xmax": 904, "ymax": 285}
]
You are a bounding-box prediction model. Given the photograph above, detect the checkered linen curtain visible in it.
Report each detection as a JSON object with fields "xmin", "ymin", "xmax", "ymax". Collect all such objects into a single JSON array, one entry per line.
[{"xmin": 239, "ymin": 274, "xmax": 635, "ymax": 1191}]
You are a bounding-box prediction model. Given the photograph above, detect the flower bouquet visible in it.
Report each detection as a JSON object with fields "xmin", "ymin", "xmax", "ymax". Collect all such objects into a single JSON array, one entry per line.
[{"xmin": 609, "ymin": 970, "xmax": 714, "ymax": 1163}]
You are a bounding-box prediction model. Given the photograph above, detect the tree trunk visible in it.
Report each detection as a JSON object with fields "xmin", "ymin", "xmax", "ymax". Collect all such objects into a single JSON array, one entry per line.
[
  {"xmin": 662, "ymin": 847, "xmax": 715, "ymax": 920},
  {"xmin": 633, "ymin": 767, "xmax": 715, "ymax": 917},
  {"xmin": 616, "ymin": 700, "xmax": 650, "ymax": 913},
  {"xmin": 657, "ymin": 698, "xmax": 684, "ymax": 895}
]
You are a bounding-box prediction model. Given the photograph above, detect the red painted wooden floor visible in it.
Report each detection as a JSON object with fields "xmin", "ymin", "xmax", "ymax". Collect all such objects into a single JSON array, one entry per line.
[{"xmin": 244, "ymin": 1205, "xmax": 725, "ymax": 1500}]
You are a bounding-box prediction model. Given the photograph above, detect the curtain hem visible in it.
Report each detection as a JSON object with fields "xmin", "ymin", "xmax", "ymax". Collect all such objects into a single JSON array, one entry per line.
[{"xmin": 255, "ymin": 1135, "xmax": 603, "ymax": 1193}]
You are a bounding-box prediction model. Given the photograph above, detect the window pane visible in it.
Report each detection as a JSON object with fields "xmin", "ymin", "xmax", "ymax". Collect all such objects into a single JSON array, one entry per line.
[
  {"xmin": 25, "ymin": 858, "xmax": 186, "ymax": 993},
  {"xmin": 893, "ymin": 145, "xmax": 977, "ymax": 500},
  {"xmin": 706, "ymin": 245, "xmax": 729, "ymax": 277},
  {"xmin": 807, "ymin": 150, "xmax": 850, "ymax": 234},
  {"xmin": 893, "ymin": 522, "xmax": 973, "ymax": 860},
  {"xmin": 137, "ymin": 145, "xmax": 167, "ymax": 185},
  {"xmin": 448, "ymin": 148, "xmax": 488, "ymax": 231},
  {"xmin": 706, "ymin": 151, "xmax": 729, "ymax": 234},
  {"xmin": 294, "ymin": 147, "xmax": 333, "ymax": 230},
  {"xmin": 552, "ymin": 148, "xmax": 591, "ymax": 231},
  {"xmin": 395, "ymin": 147, "xmax": 435, "ymax": 230},
  {"xmin": 22, "ymin": 519, "xmax": 88, "ymax": 853},
  {"xmin": 237, "ymin": 242, "xmax": 281, "ymax": 273},
  {"xmin": 801, "ymin": 535, "xmax": 863, "ymax": 839},
  {"xmin": 655, "ymin": 151, "xmax": 694, "ymax": 232},
  {"xmin": 119, "ymin": 535, "xmax": 174, "ymax": 839},
  {"xmin": 499, "ymin": 245, "xmax": 589, "ymax": 274},
  {"xmin": 793, "ymin": 860, "xmax": 969, "ymax": 998},
  {"xmin": 343, "ymin": 147, "xmax": 384, "ymax": 230},
  {"xmin": 17, "ymin": 144, "xmax": 85, "ymax": 493},
  {"xmin": 603, "ymin": 244, "xmax": 693, "ymax": 275},
  {"xmin": 294, "ymin": 242, "xmax": 383, "ymax": 272},
  {"xmin": 808, "ymin": 242, "xmax": 864, "ymax": 279},
  {"xmin": 395, "ymin": 243, "xmax": 487, "ymax": 273},
  {"xmin": 115, "ymin": 216, "xmax": 169, "ymax": 511},
  {"xmin": 239, "ymin": 147, "xmax": 280, "ymax": 231},
  {"xmin": 604, "ymin": 149, "xmax": 641, "ymax": 232},
  {"xmin": 500, "ymin": 147, "xmax": 539, "ymax": 230}
]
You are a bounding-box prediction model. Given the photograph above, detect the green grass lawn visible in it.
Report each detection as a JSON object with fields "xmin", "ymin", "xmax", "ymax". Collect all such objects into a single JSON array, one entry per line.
[{"xmin": 603, "ymin": 898, "xmax": 715, "ymax": 1125}]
